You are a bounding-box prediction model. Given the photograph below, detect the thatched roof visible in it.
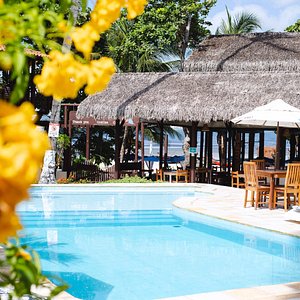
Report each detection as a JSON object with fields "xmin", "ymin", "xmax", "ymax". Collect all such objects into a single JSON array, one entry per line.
[
  {"xmin": 185, "ymin": 32, "xmax": 300, "ymax": 72},
  {"xmin": 77, "ymin": 71, "xmax": 300, "ymax": 125},
  {"xmin": 77, "ymin": 32, "xmax": 300, "ymax": 126}
]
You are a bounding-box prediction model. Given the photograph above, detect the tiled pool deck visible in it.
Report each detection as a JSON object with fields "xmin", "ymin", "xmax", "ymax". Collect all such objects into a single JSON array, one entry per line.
[{"xmin": 161, "ymin": 183, "xmax": 300, "ymax": 300}]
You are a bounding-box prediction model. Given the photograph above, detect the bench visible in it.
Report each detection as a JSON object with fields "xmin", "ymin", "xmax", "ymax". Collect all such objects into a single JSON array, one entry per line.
[
  {"xmin": 120, "ymin": 162, "xmax": 142, "ymax": 177},
  {"xmin": 71, "ymin": 162, "xmax": 111, "ymax": 182}
]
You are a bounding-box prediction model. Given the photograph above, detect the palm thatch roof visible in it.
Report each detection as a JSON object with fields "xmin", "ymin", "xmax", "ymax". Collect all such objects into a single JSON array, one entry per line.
[
  {"xmin": 77, "ymin": 71, "xmax": 300, "ymax": 125},
  {"xmin": 185, "ymin": 32, "xmax": 300, "ymax": 72},
  {"xmin": 77, "ymin": 32, "xmax": 300, "ymax": 126}
]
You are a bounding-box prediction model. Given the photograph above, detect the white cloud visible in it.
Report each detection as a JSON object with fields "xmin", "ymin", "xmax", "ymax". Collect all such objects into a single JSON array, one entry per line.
[
  {"xmin": 272, "ymin": 0, "xmax": 300, "ymax": 7},
  {"xmin": 208, "ymin": 4, "xmax": 300, "ymax": 34}
]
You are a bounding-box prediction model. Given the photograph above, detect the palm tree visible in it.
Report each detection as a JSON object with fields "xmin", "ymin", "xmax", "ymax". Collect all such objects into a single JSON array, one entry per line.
[
  {"xmin": 106, "ymin": 18, "xmax": 171, "ymax": 72},
  {"xmin": 216, "ymin": 6, "xmax": 261, "ymax": 35}
]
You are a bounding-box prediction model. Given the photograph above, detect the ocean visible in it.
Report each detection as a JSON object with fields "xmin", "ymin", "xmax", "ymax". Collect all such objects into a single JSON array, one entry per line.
[{"xmin": 142, "ymin": 130, "xmax": 279, "ymax": 160}]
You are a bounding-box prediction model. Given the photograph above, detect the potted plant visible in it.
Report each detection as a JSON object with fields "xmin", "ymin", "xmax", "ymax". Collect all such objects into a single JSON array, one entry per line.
[{"xmin": 56, "ymin": 133, "xmax": 70, "ymax": 180}]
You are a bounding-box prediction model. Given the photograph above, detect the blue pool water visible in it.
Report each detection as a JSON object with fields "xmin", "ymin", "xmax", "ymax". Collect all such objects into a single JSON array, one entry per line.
[{"xmin": 18, "ymin": 186, "xmax": 300, "ymax": 300}]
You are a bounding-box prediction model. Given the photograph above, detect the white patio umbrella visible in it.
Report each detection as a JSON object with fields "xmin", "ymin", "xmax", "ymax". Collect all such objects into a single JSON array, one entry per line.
[{"xmin": 231, "ymin": 99, "xmax": 300, "ymax": 169}]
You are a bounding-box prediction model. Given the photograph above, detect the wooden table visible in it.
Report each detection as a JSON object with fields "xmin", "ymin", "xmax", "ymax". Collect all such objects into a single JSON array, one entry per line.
[
  {"xmin": 163, "ymin": 171, "xmax": 177, "ymax": 183},
  {"xmin": 256, "ymin": 169, "xmax": 287, "ymax": 209}
]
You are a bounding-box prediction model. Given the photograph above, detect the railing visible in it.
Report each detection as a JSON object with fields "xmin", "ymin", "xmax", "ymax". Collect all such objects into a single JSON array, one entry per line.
[{"xmin": 71, "ymin": 161, "xmax": 112, "ymax": 182}]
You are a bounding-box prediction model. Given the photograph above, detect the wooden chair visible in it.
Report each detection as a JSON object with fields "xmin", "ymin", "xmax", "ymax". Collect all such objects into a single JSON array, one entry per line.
[
  {"xmin": 243, "ymin": 162, "xmax": 270, "ymax": 209},
  {"xmin": 251, "ymin": 159, "xmax": 267, "ymax": 184},
  {"xmin": 250, "ymin": 159, "xmax": 265, "ymax": 170},
  {"xmin": 231, "ymin": 171, "xmax": 245, "ymax": 188},
  {"xmin": 176, "ymin": 170, "xmax": 189, "ymax": 183},
  {"xmin": 155, "ymin": 169, "xmax": 163, "ymax": 182},
  {"xmin": 196, "ymin": 167, "xmax": 211, "ymax": 183},
  {"xmin": 274, "ymin": 163, "xmax": 300, "ymax": 211}
]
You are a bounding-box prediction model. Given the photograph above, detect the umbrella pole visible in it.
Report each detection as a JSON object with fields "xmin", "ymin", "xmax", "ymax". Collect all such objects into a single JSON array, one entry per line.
[{"xmin": 275, "ymin": 122, "xmax": 281, "ymax": 170}]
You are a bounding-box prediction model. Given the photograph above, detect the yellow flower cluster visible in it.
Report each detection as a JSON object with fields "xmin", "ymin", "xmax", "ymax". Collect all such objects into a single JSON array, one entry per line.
[
  {"xmin": 0, "ymin": 101, "xmax": 49, "ymax": 242},
  {"xmin": 34, "ymin": 51, "xmax": 115, "ymax": 100},
  {"xmin": 72, "ymin": 0, "xmax": 147, "ymax": 57}
]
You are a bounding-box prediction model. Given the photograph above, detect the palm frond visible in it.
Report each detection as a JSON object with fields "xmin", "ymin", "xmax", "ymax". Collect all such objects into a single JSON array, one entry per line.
[{"xmin": 216, "ymin": 6, "xmax": 261, "ymax": 35}]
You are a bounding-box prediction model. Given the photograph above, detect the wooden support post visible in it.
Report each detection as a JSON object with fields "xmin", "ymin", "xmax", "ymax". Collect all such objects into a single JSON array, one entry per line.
[
  {"xmin": 190, "ymin": 121, "xmax": 198, "ymax": 183},
  {"xmin": 163, "ymin": 134, "xmax": 168, "ymax": 171},
  {"xmin": 290, "ymin": 133, "xmax": 296, "ymax": 162},
  {"xmin": 63, "ymin": 105, "xmax": 68, "ymax": 129},
  {"xmin": 232, "ymin": 129, "xmax": 240, "ymax": 172},
  {"xmin": 259, "ymin": 131, "xmax": 264, "ymax": 158},
  {"xmin": 241, "ymin": 132, "xmax": 245, "ymax": 167},
  {"xmin": 141, "ymin": 122, "xmax": 145, "ymax": 176},
  {"xmin": 275, "ymin": 125, "xmax": 281, "ymax": 170},
  {"xmin": 204, "ymin": 131, "xmax": 208, "ymax": 168},
  {"xmin": 227, "ymin": 125, "xmax": 232, "ymax": 175},
  {"xmin": 135, "ymin": 122, "xmax": 139, "ymax": 162},
  {"xmin": 249, "ymin": 131, "xmax": 255, "ymax": 160},
  {"xmin": 208, "ymin": 130, "xmax": 213, "ymax": 169},
  {"xmin": 86, "ymin": 126, "xmax": 90, "ymax": 160},
  {"xmin": 114, "ymin": 119, "xmax": 122, "ymax": 179},
  {"xmin": 298, "ymin": 135, "xmax": 300, "ymax": 159},
  {"xmin": 159, "ymin": 121, "xmax": 164, "ymax": 170},
  {"xmin": 200, "ymin": 131, "xmax": 204, "ymax": 168},
  {"xmin": 280, "ymin": 135, "xmax": 286, "ymax": 169}
]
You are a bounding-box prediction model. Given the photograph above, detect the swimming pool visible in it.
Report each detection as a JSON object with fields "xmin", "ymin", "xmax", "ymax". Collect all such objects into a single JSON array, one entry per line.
[{"xmin": 18, "ymin": 185, "xmax": 300, "ymax": 300}]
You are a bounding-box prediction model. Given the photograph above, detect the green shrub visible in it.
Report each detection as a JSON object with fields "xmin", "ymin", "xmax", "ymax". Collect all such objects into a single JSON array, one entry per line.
[{"xmin": 104, "ymin": 175, "xmax": 152, "ymax": 183}]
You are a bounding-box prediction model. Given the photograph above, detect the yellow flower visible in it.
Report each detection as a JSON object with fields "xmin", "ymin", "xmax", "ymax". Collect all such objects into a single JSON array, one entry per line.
[
  {"xmin": 0, "ymin": 201, "xmax": 22, "ymax": 243},
  {"xmin": 85, "ymin": 57, "xmax": 116, "ymax": 94},
  {"xmin": 34, "ymin": 51, "xmax": 88, "ymax": 100},
  {"xmin": 71, "ymin": 23, "xmax": 100, "ymax": 58},
  {"xmin": 57, "ymin": 21, "xmax": 69, "ymax": 33},
  {"xmin": 0, "ymin": 100, "xmax": 49, "ymax": 241},
  {"xmin": 90, "ymin": 0, "xmax": 123, "ymax": 34},
  {"xmin": 125, "ymin": 0, "xmax": 148, "ymax": 19}
]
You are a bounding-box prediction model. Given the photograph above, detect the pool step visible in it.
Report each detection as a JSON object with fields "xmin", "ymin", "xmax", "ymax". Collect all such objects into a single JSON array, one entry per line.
[{"xmin": 19, "ymin": 210, "xmax": 182, "ymax": 228}]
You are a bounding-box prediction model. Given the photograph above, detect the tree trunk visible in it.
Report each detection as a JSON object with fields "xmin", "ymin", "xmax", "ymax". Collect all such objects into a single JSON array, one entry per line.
[
  {"xmin": 39, "ymin": 1, "xmax": 81, "ymax": 184},
  {"xmin": 180, "ymin": 14, "xmax": 192, "ymax": 72}
]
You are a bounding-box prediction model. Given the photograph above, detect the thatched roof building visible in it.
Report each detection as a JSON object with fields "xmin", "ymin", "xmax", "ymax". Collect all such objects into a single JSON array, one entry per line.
[
  {"xmin": 77, "ymin": 32, "xmax": 300, "ymax": 126},
  {"xmin": 185, "ymin": 32, "xmax": 300, "ymax": 72}
]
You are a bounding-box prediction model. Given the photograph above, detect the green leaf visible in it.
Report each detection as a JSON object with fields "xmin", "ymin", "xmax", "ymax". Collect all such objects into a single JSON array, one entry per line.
[{"xmin": 50, "ymin": 284, "xmax": 68, "ymax": 297}]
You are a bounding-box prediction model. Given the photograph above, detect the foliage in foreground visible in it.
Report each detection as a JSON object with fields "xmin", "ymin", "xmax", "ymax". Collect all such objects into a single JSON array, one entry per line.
[
  {"xmin": 0, "ymin": 241, "xmax": 67, "ymax": 299},
  {"xmin": 0, "ymin": 0, "xmax": 148, "ymax": 298}
]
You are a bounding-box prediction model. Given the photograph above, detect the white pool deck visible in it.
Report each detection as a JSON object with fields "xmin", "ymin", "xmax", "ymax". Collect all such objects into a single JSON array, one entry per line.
[
  {"xmin": 161, "ymin": 183, "xmax": 300, "ymax": 300},
  {"xmin": 34, "ymin": 183, "xmax": 300, "ymax": 299}
]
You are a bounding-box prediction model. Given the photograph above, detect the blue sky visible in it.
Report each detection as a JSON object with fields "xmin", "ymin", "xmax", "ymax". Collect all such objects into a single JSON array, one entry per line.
[{"xmin": 208, "ymin": 0, "xmax": 300, "ymax": 33}]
